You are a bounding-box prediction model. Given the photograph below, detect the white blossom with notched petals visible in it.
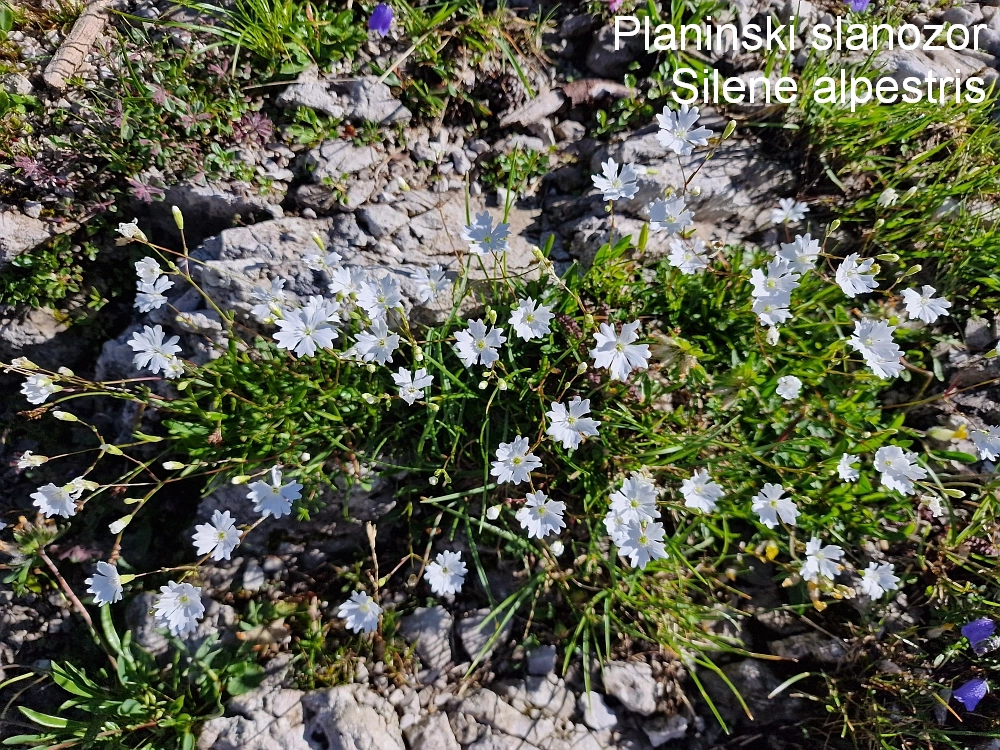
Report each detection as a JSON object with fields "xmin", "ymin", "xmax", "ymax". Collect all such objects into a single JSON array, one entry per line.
[
  {"xmin": 590, "ymin": 321, "xmax": 650, "ymax": 381},
  {"xmin": 129, "ymin": 325, "xmax": 182, "ymax": 375},
  {"xmin": 274, "ymin": 305, "xmax": 339, "ymax": 357},
  {"xmin": 425, "ymin": 550, "xmax": 467, "ymax": 595},
  {"xmin": 491, "ymin": 437, "xmax": 542, "ymax": 485},
  {"xmin": 837, "ymin": 453, "xmax": 860, "ymax": 482},
  {"xmin": 338, "ymin": 591, "xmax": 382, "ymax": 633},
  {"xmin": 776, "ymin": 375, "xmax": 802, "ymax": 400},
  {"xmin": 801, "ymin": 538, "xmax": 844, "ymax": 582},
  {"xmin": 836, "ymin": 254, "xmax": 878, "ymax": 297},
  {"xmin": 454, "ymin": 319, "xmax": 506, "ymax": 368},
  {"xmin": 463, "ymin": 211, "xmax": 509, "ymax": 255},
  {"xmin": 609, "ymin": 473, "xmax": 659, "ymax": 525},
  {"xmin": 770, "ymin": 198, "xmax": 809, "ymax": 225},
  {"xmin": 154, "ymin": 581, "xmax": 205, "ymax": 637},
  {"xmin": 859, "ymin": 562, "xmax": 899, "ymax": 599},
  {"xmin": 247, "ymin": 466, "xmax": 303, "ymax": 519},
  {"xmin": 545, "ymin": 397, "xmax": 599, "ymax": 450},
  {"xmin": 86, "ymin": 561, "xmax": 123, "ymax": 606},
  {"xmin": 775, "ymin": 234, "xmax": 820, "ymax": 273},
  {"xmin": 411, "ymin": 265, "xmax": 451, "ymax": 303},
  {"xmin": 680, "ymin": 469, "xmax": 723, "ymax": 513},
  {"xmin": 516, "ymin": 491, "xmax": 566, "ymax": 539},
  {"xmin": 592, "ymin": 159, "xmax": 640, "ymax": 202},
  {"xmin": 192, "ymin": 510, "xmax": 241, "ymax": 561},
  {"xmin": 31, "ymin": 483, "xmax": 77, "ymax": 518},
  {"xmin": 656, "ymin": 104, "xmax": 713, "ymax": 155},
  {"xmin": 353, "ymin": 319, "xmax": 400, "ymax": 365},
  {"xmin": 971, "ymin": 426, "xmax": 1000, "ymax": 461},
  {"xmin": 848, "ymin": 319, "xmax": 904, "ymax": 379},
  {"xmin": 393, "ymin": 368, "xmax": 433, "ymax": 405},
  {"xmin": 357, "ymin": 274, "xmax": 402, "ymax": 321},
  {"xmin": 667, "ymin": 237, "xmax": 710, "ymax": 274},
  {"xmin": 509, "ymin": 298, "xmax": 554, "ymax": 341},
  {"xmin": 618, "ymin": 520, "xmax": 668, "ymax": 569},
  {"xmin": 135, "ymin": 276, "xmax": 174, "ymax": 313},
  {"xmin": 751, "ymin": 483, "xmax": 798, "ymax": 528},
  {"xmin": 901, "ymin": 285, "xmax": 951, "ymax": 324},
  {"xmin": 874, "ymin": 446, "xmax": 926, "ymax": 495},
  {"xmin": 21, "ymin": 374, "xmax": 61, "ymax": 404},
  {"xmin": 648, "ymin": 196, "xmax": 693, "ymax": 235}
]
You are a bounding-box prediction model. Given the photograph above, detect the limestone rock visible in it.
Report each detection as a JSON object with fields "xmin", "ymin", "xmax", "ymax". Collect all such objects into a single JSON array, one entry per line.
[
  {"xmin": 301, "ymin": 684, "xmax": 405, "ymax": 750},
  {"xmin": 0, "ymin": 209, "xmax": 51, "ymax": 267},
  {"xmin": 399, "ymin": 606, "xmax": 454, "ymax": 671},
  {"xmin": 404, "ymin": 711, "xmax": 461, "ymax": 750},
  {"xmin": 602, "ymin": 661, "xmax": 657, "ymax": 715},
  {"xmin": 277, "ymin": 77, "xmax": 411, "ymax": 124}
]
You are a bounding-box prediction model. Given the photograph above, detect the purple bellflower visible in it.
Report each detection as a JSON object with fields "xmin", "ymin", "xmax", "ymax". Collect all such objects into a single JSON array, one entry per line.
[
  {"xmin": 369, "ymin": 3, "xmax": 393, "ymax": 36},
  {"xmin": 953, "ymin": 678, "xmax": 989, "ymax": 711}
]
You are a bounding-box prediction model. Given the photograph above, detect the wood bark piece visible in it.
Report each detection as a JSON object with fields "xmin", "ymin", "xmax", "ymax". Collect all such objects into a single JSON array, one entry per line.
[{"xmin": 43, "ymin": 0, "xmax": 114, "ymax": 92}]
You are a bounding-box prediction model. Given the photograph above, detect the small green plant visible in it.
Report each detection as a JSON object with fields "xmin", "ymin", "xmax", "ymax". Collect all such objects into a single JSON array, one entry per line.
[{"xmin": 4, "ymin": 610, "xmax": 265, "ymax": 749}]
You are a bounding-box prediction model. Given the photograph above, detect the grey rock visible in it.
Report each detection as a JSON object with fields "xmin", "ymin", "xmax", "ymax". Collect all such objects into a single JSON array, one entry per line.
[
  {"xmin": 399, "ymin": 606, "xmax": 454, "ymax": 671},
  {"xmin": 0, "ymin": 209, "xmax": 50, "ymax": 266},
  {"xmin": 577, "ymin": 691, "xmax": 617, "ymax": 730},
  {"xmin": 451, "ymin": 148, "xmax": 473, "ymax": 176},
  {"xmin": 495, "ymin": 134, "xmax": 547, "ymax": 154},
  {"xmin": 966, "ymin": 316, "xmax": 997, "ymax": 351},
  {"xmin": 2, "ymin": 73, "xmax": 32, "ymax": 95},
  {"xmin": 198, "ymin": 681, "xmax": 308, "ymax": 750},
  {"xmin": 22, "ymin": 201, "xmax": 42, "ymax": 219},
  {"xmin": 523, "ymin": 675, "xmax": 575, "ymax": 719},
  {"xmin": 356, "ymin": 204, "xmax": 409, "ymax": 237},
  {"xmin": 302, "ymin": 685, "xmax": 404, "ymax": 749},
  {"xmin": 458, "ymin": 609, "xmax": 513, "ymax": 663},
  {"xmin": 527, "ymin": 644, "xmax": 558, "ymax": 675},
  {"xmin": 586, "ymin": 24, "xmax": 643, "ymax": 78},
  {"xmin": 456, "ymin": 688, "xmax": 554, "ymax": 745},
  {"xmin": 277, "ymin": 76, "xmax": 411, "ymax": 124},
  {"xmin": 305, "ymin": 140, "xmax": 380, "ymax": 181},
  {"xmin": 0, "ymin": 307, "xmax": 75, "ymax": 369},
  {"xmin": 644, "ymin": 714, "xmax": 689, "ymax": 746},
  {"xmin": 404, "ymin": 711, "xmax": 461, "ymax": 750},
  {"xmin": 553, "ymin": 119, "xmax": 586, "ymax": 142},
  {"xmin": 702, "ymin": 658, "xmax": 802, "ymax": 728},
  {"xmin": 126, "ymin": 592, "xmax": 170, "ymax": 656},
  {"xmin": 467, "ymin": 737, "xmax": 541, "ymax": 750},
  {"xmin": 602, "ymin": 661, "xmax": 657, "ymax": 715},
  {"xmin": 157, "ymin": 182, "xmax": 284, "ymax": 247},
  {"xmin": 498, "ymin": 89, "xmax": 567, "ymax": 127},
  {"xmin": 241, "ymin": 559, "xmax": 266, "ymax": 592},
  {"xmin": 560, "ymin": 14, "xmax": 601, "ymax": 39},
  {"xmin": 770, "ymin": 632, "xmax": 849, "ymax": 665}
]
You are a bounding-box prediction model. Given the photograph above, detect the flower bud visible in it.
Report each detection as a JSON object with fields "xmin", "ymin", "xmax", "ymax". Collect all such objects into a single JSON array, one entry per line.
[
  {"xmin": 486, "ymin": 505, "xmax": 502, "ymax": 520},
  {"xmin": 576, "ymin": 362, "xmax": 588, "ymax": 374},
  {"xmin": 428, "ymin": 476, "xmax": 439, "ymax": 486},
  {"xmin": 583, "ymin": 313, "xmax": 595, "ymax": 329},
  {"xmin": 162, "ymin": 461, "xmax": 185, "ymax": 470},
  {"xmin": 723, "ymin": 120, "xmax": 737, "ymax": 139},
  {"xmin": 497, "ymin": 379, "xmax": 508, "ymax": 391},
  {"xmin": 362, "ymin": 393, "xmax": 376, "ymax": 404},
  {"xmin": 57, "ymin": 367, "xmax": 74, "ymax": 376},
  {"xmin": 171, "ymin": 205, "xmax": 184, "ymax": 230},
  {"xmin": 311, "ymin": 232, "xmax": 326, "ymax": 251},
  {"xmin": 486, "ymin": 308, "xmax": 497, "ymax": 325},
  {"xmin": 478, "ymin": 380, "xmax": 488, "ymax": 390},
  {"xmin": 231, "ymin": 475, "xmax": 251, "ymax": 485},
  {"xmin": 829, "ymin": 219, "xmax": 841, "ymax": 232},
  {"xmin": 109, "ymin": 515, "xmax": 133, "ymax": 534},
  {"xmin": 52, "ymin": 410, "xmax": 78, "ymax": 422},
  {"xmin": 550, "ymin": 540, "xmax": 565, "ymax": 556},
  {"xmin": 101, "ymin": 443, "xmax": 124, "ymax": 456}
]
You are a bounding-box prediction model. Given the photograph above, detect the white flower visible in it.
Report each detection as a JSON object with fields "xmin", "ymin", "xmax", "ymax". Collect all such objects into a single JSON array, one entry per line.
[
  {"xmin": 770, "ymin": 198, "xmax": 809, "ymax": 224},
  {"xmin": 509, "ymin": 298, "xmax": 554, "ymax": 341},
  {"xmin": 354, "ymin": 319, "xmax": 401, "ymax": 365},
  {"xmin": 128, "ymin": 325, "xmax": 182, "ymax": 375},
  {"xmin": 65, "ymin": 477, "xmax": 96, "ymax": 499},
  {"xmin": 515, "ymin": 490, "xmax": 566, "ymax": 539},
  {"xmin": 338, "ymin": 591, "xmax": 382, "ymax": 633},
  {"xmin": 274, "ymin": 305, "xmax": 339, "ymax": 357},
  {"xmin": 592, "ymin": 159, "xmax": 640, "ymax": 202},
  {"xmin": 491, "ymin": 436, "xmax": 542, "ymax": 485},
  {"xmin": 486, "ymin": 505, "xmax": 502, "ymax": 520},
  {"xmin": 550, "ymin": 540, "xmax": 565, "ymax": 556},
  {"xmin": 859, "ymin": 562, "xmax": 899, "ymax": 599},
  {"xmin": 16, "ymin": 451, "xmax": 48, "ymax": 470},
  {"xmin": 246, "ymin": 466, "xmax": 303, "ymax": 518},
  {"xmin": 874, "ymin": 446, "xmax": 927, "ymax": 495},
  {"xmin": 134, "ymin": 276, "xmax": 174, "ymax": 313},
  {"xmin": 680, "ymin": 469, "xmax": 724, "ymax": 513},
  {"xmin": 802, "ymin": 538, "xmax": 844, "ymax": 582},
  {"xmin": 877, "ymin": 188, "xmax": 899, "ymax": 207},
  {"xmin": 603, "ymin": 508, "xmax": 632, "ymax": 546},
  {"xmin": 86, "ymin": 562, "xmax": 124, "ymax": 606},
  {"xmin": 411, "ymin": 265, "xmax": 451, "ymax": 303},
  {"xmin": 192, "ymin": 510, "xmax": 241, "ymax": 561},
  {"xmin": 162, "ymin": 357, "xmax": 184, "ymax": 379},
  {"xmin": 750, "ymin": 258, "xmax": 800, "ymax": 297},
  {"xmin": 134, "ymin": 256, "xmax": 161, "ymax": 282},
  {"xmin": 751, "ymin": 483, "xmax": 798, "ymax": 529},
  {"xmin": 775, "ymin": 234, "xmax": 821, "ymax": 273},
  {"xmin": 21, "ymin": 374, "xmax": 61, "ymax": 405},
  {"xmin": 454, "ymin": 319, "xmax": 506, "ymax": 368},
  {"xmin": 31, "ymin": 483, "xmax": 77, "ymax": 518},
  {"xmin": 836, "ymin": 254, "xmax": 878, "ymax": 297},
  {"xmin": 776, "ymin": 375, "xmax": 802, "ymax": 400},
  {"xmin": 393, "ymin": 367, "xmax": 433, "ymax": 405},
  {"xmin": 609, "ymin": 473, "xmax": 659, "ymax": 525},
  {"xmin": 655, "ymin": 104, "xmax": 713, "ymax": 155},
  {"xmin": 618, "ymin": 520, "xmax": 668, "ymax": 569},
  {"xmin": 766, "ymin": 326, "xmax": 781, "ymax": 345},
  {"xmin": 304, "ymin": 250, "xmax": 343, "ymax": 273},
  {"xmin": 901, "ymin": 285, "xmax": 951, "ymax": 324},
  {"xmin": 154, "ymin": 581, "xmax": 205, "ymax": 637},
  {"xmin": 463, "ymin": 211, "xmax": 510, "ymax": 255},
  {"xmin": 667, "ymin": 237, "xmax": 710, "ymax": 274},
  {"xmin": 545, "ymin": 397, "xmax": 599, "ymax": 450},
  {"xmin": 920, "ymin": 494, "xmax": 945, "ymax": 518},
  {"xmin": 590, "ymin": 321, "xmax": 650, "ymax": 381},
  {"xmin": 357, "ymin": 274, "xmax": 402, "ymax": 321},
  {"xmin": 848, "ymin": 319, "xmax": 904, "ymax": 379},
  {"xmin": 119, "ymin": 220, "xmax": 148, "ymax": 242},
  {"xmin": 249, "ymin": 278, "xmax": 288, "ymax": 323},
  {"xmin": 328, "ymin": 267, "xmax": 368, "ymax": 300},
  {"xmin": 971, "ymin": 426, "xmax": 1000, "ymax": 461},
  {"xmin": 425, "ymin": 550, "xmax": 467, "ymax": 595},
  {"xmin": 837, "ymin": 454, "xmax": 860, "ymax": 482},
  {"xmin": 648, "ymin": 196, "xmax": 693, "ymax": 235},
  {"xmin": 752, "ymin": 295, "xmax": 793, "ymax": 327}
]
